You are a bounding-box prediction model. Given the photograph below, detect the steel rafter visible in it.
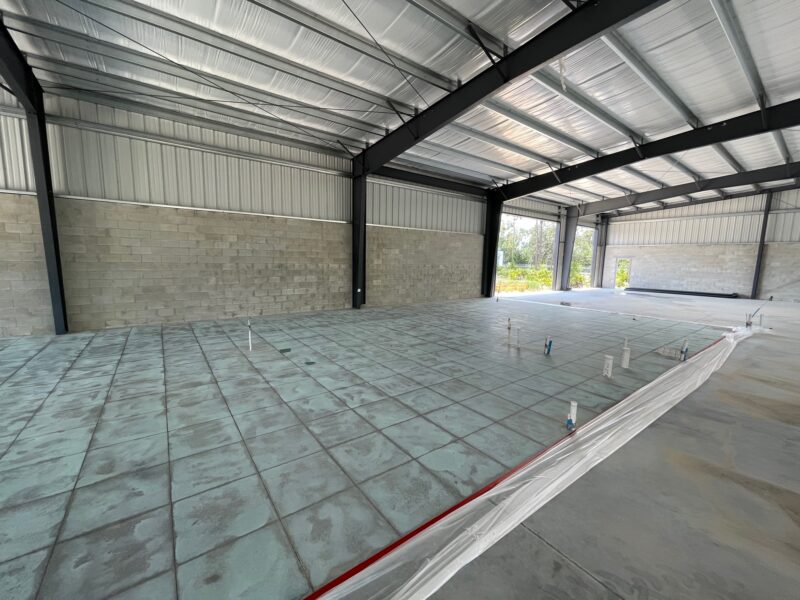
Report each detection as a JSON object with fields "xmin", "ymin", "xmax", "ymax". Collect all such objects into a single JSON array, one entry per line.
[
  {"xmin": 489, "ymin": 98, "xmax": 800, "ymax": 203},
  {"xmin": 574, "ymin": 160, "xmax": 800, "ymax": 216},
  {"xmin": 710, "ymin": 0, "xmax": 793, "ymax": 166},
  {"xmin": 352, "ymin": 0, "xmax": 668, "ymax": 176}
]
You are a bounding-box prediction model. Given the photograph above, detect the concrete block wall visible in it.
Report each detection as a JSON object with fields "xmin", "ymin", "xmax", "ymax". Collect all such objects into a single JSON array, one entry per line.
[
  {"xmin": 759, "ymin": 244, "xmax": 800, "ymax": 302},
  {"xmin": 602, "ymin": 244, "xmax": 758, "ymax": 297},
  {"xmin": 0, "ymin": 194, "xmax": 53, "ymax": 336},
  {"xmin": 366, "ymin": 225, "xmax": 483, "ymax": 306},
  {"xmin": 56, "ymin": 199, "xmax": 351, "ymax": 330}
]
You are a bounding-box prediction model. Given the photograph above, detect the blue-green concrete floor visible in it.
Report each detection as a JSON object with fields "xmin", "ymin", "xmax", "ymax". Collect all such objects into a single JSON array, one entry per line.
[{"xmin": 0, "ymin": 298, "xmax": 724, "ymax": 599}]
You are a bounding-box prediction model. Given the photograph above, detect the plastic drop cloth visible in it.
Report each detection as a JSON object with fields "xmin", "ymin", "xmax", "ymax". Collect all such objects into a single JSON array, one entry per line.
[{"xmin": 312, "ymin": 326, "xmax": 752, "ymax": 600}]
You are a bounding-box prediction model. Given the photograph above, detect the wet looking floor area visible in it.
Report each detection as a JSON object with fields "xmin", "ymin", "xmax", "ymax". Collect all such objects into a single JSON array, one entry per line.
[{"xmin": 0, "ymin": 298, "xmax": 724, "ymax": 599}]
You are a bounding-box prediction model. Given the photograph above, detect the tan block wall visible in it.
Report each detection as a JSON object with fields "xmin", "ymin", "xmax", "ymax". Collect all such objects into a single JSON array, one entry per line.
[
  {"xmin": 759, "ymin": 243, "xmax": 800, "ymax": 302},
  {"xmin": 366, "ymin": 225, "xmax": 483, "ymax": 307},
  {"xmin": 1, "ymin": 197, "xmax": 485, "ymax": 335},
  {"xmin": 57, "ymin": 199, "xmax": 351, "ymax": 331},
  {"xmin": 602, "ymin": 244, "xmax": 757, "ymax": 297},
  {"xmin": 0, "ymin": 194, "xmax": 53, "ymax": 336}
]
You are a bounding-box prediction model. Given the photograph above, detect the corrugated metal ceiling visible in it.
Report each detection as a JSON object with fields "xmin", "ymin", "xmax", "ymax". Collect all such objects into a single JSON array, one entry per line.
[{"xmin": 1, "ymin": 0, "xmax": 798, "ymax": 212}]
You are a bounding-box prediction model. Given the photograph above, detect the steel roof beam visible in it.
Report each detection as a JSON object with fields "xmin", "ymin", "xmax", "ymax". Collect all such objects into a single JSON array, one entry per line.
[
  {"xmin": 575, "ymin": 160, "xmax": 800, "ymax": 216},
  {"xmin": 35, "ymin": 61, "xmax": 513, "ymax": 186},
  {"xmin": 406, "ymin": 0, "xmax": 506, "ymax": 58},
  {"xmin": 611, "ymin": 182, "xmax": 800, "ymax": 218},
  {"xmin": 601, "ymin": 30, "xmax": 753, "ymax": 187},
  {"xmin": 372, "ymin": 166, "xmax": 484, "ymax": 196},
  {"xmin": 448, "ymin": 121, "xmax": 636, "ymax": 195},
  {"xmin": 482, "ymin": 98, "xmax": 679, "ymax": 193},
  {"xmin": 353, "ymin": 0, "xmax": 668, "ymax": 176},
  {"xmin": 25, "ymin": 5, "xmax": 596, "ymax": 204},
  {"xmin": 530, "ymin": 68, "xmax": 706, "ymax": 186},
  {"xmin": 489, "ymin": 97, "xmax": 800, "ymax": 202},
  {"xmin": 397, "ymin": 3, "xmax": 686, "ymax": 194},
  {"xmin": 710, "ymin": 0, "xmax": 793, "ymax": 166}
]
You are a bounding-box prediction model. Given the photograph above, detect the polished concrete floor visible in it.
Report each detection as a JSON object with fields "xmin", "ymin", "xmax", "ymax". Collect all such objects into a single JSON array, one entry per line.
[
  {"xmin": 0, "ymin": 298, "xmax": 725, "ymax": 599},
  {"xmin": 435, "ymin": 290, "xmax": 800, "ymax": 600}
]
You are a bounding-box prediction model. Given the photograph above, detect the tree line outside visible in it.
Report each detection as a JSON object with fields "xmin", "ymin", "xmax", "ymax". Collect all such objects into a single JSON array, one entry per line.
[{"xmin": 496, "ymin": 215, "xmax": 595, "ymax": 293}]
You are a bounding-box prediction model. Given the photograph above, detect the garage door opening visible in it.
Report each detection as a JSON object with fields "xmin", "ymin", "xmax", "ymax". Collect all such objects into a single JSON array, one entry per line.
[
  {"xmin": 569, "ymin": 226, "xmax": 596, "ymax": 288},
  {"xmin": 496, "ymin": 214, "xmax": 556, "ymax": 293}
]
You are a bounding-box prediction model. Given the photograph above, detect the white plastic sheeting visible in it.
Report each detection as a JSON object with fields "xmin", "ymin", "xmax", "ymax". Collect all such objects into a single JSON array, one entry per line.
[{"xmin": 316, "ymin": 324, "xmax": 751, "ymax": 600}]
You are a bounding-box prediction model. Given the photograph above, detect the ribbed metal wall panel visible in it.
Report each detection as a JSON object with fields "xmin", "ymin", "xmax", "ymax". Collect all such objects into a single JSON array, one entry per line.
[
  {"xmin": 46, "ymin": 96, "xmax": 351, "ymax": 173},
  {"xmin": 503, "ymin": 197, "xmax": 560, "ymax": 222},
  {"xmin": 46, "ymin": 118, "xmax": 352, "ymax": 220},
  {"xmin": 614, "ymin": 195, "xmax": 765, "ymax": 221},
  {"xmin": 609, "ymin": 190, "xmax": 800, "ymax": 246},
  {"xmin": 1, "ymin": 97, "xmax": 486, "ymax": 231},
  {"xmin": 367, "ymin": 177, "xmax": 484, "ymax": 234},
  {"xmin": 608, "ymin": 212, "xmax": 763, "ymax": 245},
  {"xmin": 0, "ymin": 114, "xmax": 34, "ymax": 192},
  {"xmin": 769, "ymin": 189, "xmax": 800, "ymax": 242}
]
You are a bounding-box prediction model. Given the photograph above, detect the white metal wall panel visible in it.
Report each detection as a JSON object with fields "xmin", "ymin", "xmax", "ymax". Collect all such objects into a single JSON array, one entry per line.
[
  {"xmin": 503, "ymin": 197, "xmax": 560, "ymax": 222},
  {"xmin": 2, "ymin": 97, "xmax": 485, "ymax": 231},
  {"xmin": 613, "ymin": 194, "xmax": 766, "ymax": 222},
  {"xmin": 609, "ymin": 191, "xmax": 800, "ymax": 246},
  {"xmin": 39, "ymin": 104, "xmax": 352, "ymax": 221},
  {"xmin": 608, "ymin": 212, "xmax": 763, "ymax": 246},
  {"xmin": 367, "ymin": 178, "xmax": 484, "ymax": 234},
  {"xmin": 0, "ymin": 114, "xmax": 34, "ymax": 192},
  {"xmin": 45, "ymin": 96, "xmax": 351, "ymax": 173},
  {"xmin": 769, "ymin": 189, "xmax": 800, "ymax": 243}
]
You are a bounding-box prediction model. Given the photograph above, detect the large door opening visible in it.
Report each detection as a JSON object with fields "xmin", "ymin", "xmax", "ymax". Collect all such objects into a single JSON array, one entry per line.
[
  {"xmin": 496, "ymin": 214, "xmax": 556, "ymax": 293},
  {"xmin": 615, "ymin": 258, "xmax": 631, "ymax": 288}
]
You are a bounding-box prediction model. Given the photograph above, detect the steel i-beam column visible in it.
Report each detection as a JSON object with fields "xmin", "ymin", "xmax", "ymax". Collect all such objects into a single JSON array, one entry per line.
[
  {"xmin": 592, "ymin": 216, "xmax": 609, "ymax": 288},
  {"xmin": 27, "ymin": 107, "xmax": 68, "ymax": 333},
  {"xmin": 0, "ymin": 22, "xmax": 68, "ymax": 333},
  {"xmin": 352, "ymin": 173, "xmax": 367, "ymax": 308},
  {"xmin": 558, "ymin": 206, "xmax": 579, "ymax": 291},
  {"xmin": 751, "ymin": 191, "xmax": 772, "ymax": 299},
  {"xmin": 481, "ymin": 197, "xmax": 502, "ymax": 297}
]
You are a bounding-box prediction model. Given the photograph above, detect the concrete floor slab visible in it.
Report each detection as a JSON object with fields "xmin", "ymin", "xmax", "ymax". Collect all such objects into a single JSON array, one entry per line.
[
  {"xmin": 328, "ymin": 432, "xmax": 411, "ymax": 483},
  {"xmin": 283, "ymin": 487, "xmax": 395, "ymax": 588},
  {"xmin": 177, "ymin": 524, "xmax": 308, "ymax": 600},
  {"xmin": 361, "ymin": 461, "xmax": 459, "ymax": 534},
  {"xmin": 0, "ymin": 295, "xmax": 730, "ymax": 597},
  {"xmin": 38, "ymin": 507, "xmax": 173, "ymax": 599},
  {"xmin": 261, "ymin": 452, "xmax": 350, "ymax": 517},
  {"xmin": 173, "ymin": 474, "xmax": 275, "ymax": 563}
]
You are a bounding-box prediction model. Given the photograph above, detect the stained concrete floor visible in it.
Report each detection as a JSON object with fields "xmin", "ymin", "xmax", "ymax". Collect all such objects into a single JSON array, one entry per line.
[
  {"xmin": 435, "ymin": 290, "xmax": 800, "ymax": 600},
  {"xmin": 0, "ymin": 298, "xmax": 725, "ymax": 599}
]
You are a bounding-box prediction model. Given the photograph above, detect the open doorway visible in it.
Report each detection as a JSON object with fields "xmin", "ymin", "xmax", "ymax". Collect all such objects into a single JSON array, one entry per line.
[{"xmin": 615, "ymin": 258, "xmax": 631, "ymax": 288}]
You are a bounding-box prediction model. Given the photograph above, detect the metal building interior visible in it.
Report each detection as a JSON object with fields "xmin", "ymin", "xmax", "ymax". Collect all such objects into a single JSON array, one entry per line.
[{"xmin": 0, "ymin": 0, "xmax": 798, "ymax": 599}]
